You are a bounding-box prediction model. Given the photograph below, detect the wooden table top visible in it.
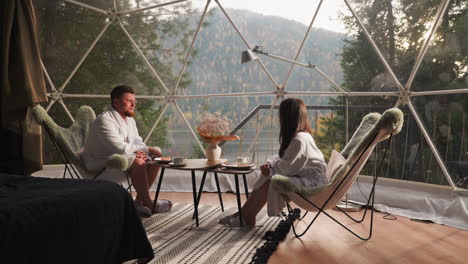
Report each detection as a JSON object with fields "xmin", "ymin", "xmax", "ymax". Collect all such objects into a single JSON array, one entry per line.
[{"xmin": 148, "ymin": 158, "xmax": 227, "ymax": 171}]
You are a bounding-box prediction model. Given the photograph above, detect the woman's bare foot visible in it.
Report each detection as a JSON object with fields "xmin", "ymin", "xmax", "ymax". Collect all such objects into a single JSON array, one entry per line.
[{"xmin": 218, "ymin": 213, "xmax": 238, "ymax": 225}]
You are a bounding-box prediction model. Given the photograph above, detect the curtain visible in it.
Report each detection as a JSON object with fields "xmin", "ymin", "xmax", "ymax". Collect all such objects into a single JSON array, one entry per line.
[{"xmin": 1, "ymin": 0, "xmax": 47, "ymax": 175}]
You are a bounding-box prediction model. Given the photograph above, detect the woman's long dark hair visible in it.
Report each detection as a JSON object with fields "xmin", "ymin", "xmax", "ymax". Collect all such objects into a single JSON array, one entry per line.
[{"xmin": 278, "ymin": 98, "xmax": 313, "ymax": 157}]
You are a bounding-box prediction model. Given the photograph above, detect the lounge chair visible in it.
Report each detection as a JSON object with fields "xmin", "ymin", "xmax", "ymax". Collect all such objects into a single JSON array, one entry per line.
[{"xmin": 271, "ymin": 108, "xmax": 404, "ymax": 240}]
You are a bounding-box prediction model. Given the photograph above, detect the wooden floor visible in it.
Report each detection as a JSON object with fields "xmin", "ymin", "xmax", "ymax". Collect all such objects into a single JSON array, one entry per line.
[{"xmin": 154, "ymin": 191, "xmax": 468, "ymax": 264}]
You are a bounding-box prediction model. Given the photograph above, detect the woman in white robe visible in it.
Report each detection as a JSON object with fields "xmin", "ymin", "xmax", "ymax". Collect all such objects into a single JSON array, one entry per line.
[{"xmin": 220, "ymin": 98, "xmax": 327, "ymax": 227}]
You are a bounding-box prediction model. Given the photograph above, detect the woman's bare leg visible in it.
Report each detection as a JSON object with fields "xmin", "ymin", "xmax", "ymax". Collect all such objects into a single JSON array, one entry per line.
[{"xmin": 238, "ymin": 180, "xmax": 270, "ymax": 225}]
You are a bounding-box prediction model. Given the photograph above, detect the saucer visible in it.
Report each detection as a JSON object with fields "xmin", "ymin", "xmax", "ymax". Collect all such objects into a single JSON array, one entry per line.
[
  {"xmin": 154, "ymin": 157, "xmax": 172, "ymax": 164},
  {"xmin": 221, "ymin": 163, "xmax": 255, "ymax": 170},
  {"xmin": 169, "ymin": 162, "xmax": 187, "ymax": 167}
]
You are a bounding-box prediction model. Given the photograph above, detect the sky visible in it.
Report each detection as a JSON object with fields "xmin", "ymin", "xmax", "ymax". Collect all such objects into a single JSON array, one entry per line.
[{"xmin": 191, "ymin": 0, "xmax": 348, "ymax": 33}]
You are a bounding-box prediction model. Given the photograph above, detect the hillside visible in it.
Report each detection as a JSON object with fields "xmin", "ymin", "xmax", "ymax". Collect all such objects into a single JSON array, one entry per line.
[
  {"xmin": 173, "ymin": 8, "xmax": 345, "ymax": 124},
  {"xmin": 186, "ymin": 8, "xmax": 344, "ymax": 95}
]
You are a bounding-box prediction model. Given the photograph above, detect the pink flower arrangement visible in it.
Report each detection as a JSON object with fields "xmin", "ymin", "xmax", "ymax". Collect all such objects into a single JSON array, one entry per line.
[
  {"xmin": 197, "ymin": 112, "xmax": 240, "ymax": 143},
  {"xmin": 197, "ymin": 112, "xmax": 231, "ymax": 137}
]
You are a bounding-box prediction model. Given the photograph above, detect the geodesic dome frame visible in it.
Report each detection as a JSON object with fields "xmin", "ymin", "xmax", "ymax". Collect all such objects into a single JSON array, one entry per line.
[{"xmin": 39, "ymin": 0, "xmax": 467, "ymax": 192}]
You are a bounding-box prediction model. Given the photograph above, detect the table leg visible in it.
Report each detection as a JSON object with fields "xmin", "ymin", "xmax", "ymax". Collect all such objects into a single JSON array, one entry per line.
[
  {"xmin": 125, "ymin": 173, "xmax": 133, "ymax": 194},
  {"xmin": 152, "ymin": 167, "xmax": 165, "ymax": 214},
  {"xmin": 214, "ymin": 172, "xmax": 224, "ymax": 211},
  {"xmin": 242, "ymin": 174, "xmax": 249, "ymax": 199},
  {"xmin": 191, "ymin": 170, "xmax": 199, "ymax": 227},
  {"xmin": 234, "ymin": 174, "xmax": 243, "ymax": 227},
  {"xmin": 193, "ymin": 171, "xmax": 208, "ymax": 219}
]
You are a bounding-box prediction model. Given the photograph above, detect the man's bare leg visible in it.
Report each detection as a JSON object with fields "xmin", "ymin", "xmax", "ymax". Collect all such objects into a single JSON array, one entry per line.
[
  {"xmin": 146, "ymin": 164, "xmax": 159, "ymax": 187},
  {"xmin": 130, "ymin": 157, "xmax": 152, "ymax": 208},
  {"xmin": 145, "ymin": 164, "xmax": 172, "ymax": 212}
]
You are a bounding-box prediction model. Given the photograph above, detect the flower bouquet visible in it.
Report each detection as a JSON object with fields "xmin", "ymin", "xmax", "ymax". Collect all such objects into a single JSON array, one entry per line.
[{"xmin": 197, "ymin": 112, "xmax": 239, "ymax": 160}]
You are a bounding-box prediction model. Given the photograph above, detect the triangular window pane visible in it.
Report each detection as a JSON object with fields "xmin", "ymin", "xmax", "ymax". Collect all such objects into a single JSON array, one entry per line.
[
  {"xmin": 412, "ymin": 95, "xmax": 467, "ymax": 188},
  {"xmin": 410, "ymin": 3, "xmax": 467, "ymax": 92},
  {"xmin": 185, "ymin": 7, "xmax": 279, "ymax": 95},
  {"xmin": 66, "ymin": 24, "xmax": 163, "ymax": 96},
  {"xmin": 35, "ymin": 0, "xmax": 108, "ymax": 86},
  {"xmin": 119, "ymin": 1, "xmax": 201, "ymax": 91},
  {"xmin": 346, "ymin": 0, "xmax": 444, "ymax": 86}
]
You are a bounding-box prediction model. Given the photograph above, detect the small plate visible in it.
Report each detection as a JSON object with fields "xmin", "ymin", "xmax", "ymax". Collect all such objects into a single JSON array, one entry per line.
[
  {"xmin": 169, "ymin": 162, "xmax": 187, "ymax": 167},
  {"xmin": 154, "ymin": 157, "xmax": 172, "ymax": 164},
  {"xmin": 222, "ymin": 163, "xmax": 255, "ymax": 170}
]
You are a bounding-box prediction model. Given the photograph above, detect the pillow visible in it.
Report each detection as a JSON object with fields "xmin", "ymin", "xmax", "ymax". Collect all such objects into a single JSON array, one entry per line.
[{"xmin": 326, "ymin": 150, "xmax": 346, "ymax": 182}]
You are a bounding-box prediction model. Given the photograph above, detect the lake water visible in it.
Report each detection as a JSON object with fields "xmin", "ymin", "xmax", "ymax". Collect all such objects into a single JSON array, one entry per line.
[{"xmin": 165, "ymin": 127, "xmax": 280, "ymax": 163}]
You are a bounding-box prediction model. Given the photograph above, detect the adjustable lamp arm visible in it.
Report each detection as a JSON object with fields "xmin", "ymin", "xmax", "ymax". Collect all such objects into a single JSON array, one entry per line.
[
  {"xmin": 252, "ymin": 45, "xmax": 314, "ymax": 69},
  {"xmin": 244, "ymin": 45, "xmax": 348, "ymax": 95}
]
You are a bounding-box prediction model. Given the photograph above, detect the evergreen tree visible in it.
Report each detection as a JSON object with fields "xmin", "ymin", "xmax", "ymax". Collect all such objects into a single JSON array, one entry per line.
[
  {"xmin": 315, "ymin": 0, "xmax": 468, "ymax": 184},
  {"xmin": 35, "ymin": 0, "xmax": 196, "ymax": 163}
]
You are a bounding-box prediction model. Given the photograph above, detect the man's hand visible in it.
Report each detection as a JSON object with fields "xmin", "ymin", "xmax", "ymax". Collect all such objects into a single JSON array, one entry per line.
[
  {"xmin": 135, "ymin": 150, "xmax": 148, "ymax": 161},
  {"xmin": 260, "ymin": 163, "xmax": 271, "ymax": 176},
  {"xmin": 148, "ymin": 147, "xmax": 162, "ymax": 158}
]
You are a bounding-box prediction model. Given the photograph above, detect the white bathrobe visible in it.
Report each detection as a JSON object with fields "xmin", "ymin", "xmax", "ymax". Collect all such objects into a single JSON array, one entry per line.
[
  {"xmin": 253, "ymin": 132, "xmax": 327, "ymax": 216},
  {"xmin": 82, "ymin": 106, "xmax": 149, "ymax": 182}
]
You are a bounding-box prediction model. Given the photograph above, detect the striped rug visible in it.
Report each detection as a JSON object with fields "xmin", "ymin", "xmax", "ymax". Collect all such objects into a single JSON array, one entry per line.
[{"xmin": 141, "ymin": 203, "xmax": 281, "ymax": 264}]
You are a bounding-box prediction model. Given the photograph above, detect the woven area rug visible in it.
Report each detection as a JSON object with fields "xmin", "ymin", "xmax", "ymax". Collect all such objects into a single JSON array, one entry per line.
[{"xmin": 141, "ymin": 203, "xmax": 281, "ymax": 264}]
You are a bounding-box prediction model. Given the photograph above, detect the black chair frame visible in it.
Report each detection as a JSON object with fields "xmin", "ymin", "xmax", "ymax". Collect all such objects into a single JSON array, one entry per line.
[
  {"xmin": 286, "ymin": 134, "xmax": 393, "ymax": 241},
  {"xmin": 43, "ymin": 122, "xmax": 133, "ymax": 192}
]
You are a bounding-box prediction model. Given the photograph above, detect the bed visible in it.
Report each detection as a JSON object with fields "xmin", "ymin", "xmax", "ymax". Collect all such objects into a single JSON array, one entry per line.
[{"xmin": 0, "ymin": 174, "xmax": 153, "ymax": 264}]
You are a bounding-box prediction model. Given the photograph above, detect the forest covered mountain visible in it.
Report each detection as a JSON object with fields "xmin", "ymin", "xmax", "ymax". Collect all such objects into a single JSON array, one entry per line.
[
  {"xmin": 185, "ymin": 8, "xmax": 345, "ymax": 95},
  {"xmin": 170, "ymin": 8, "xmax": 345, "ymax": 125}
]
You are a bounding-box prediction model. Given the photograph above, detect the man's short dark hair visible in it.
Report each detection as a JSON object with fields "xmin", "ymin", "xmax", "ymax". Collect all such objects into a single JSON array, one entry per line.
[{"xmin": 111, "ymin": 85, "xmax": 135, "ymax": 105}]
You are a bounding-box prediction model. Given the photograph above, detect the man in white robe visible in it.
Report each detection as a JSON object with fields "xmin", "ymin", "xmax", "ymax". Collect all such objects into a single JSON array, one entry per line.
[{"xmin": 83, "ymin": 85, "xmax": 172, "ymax": 216}]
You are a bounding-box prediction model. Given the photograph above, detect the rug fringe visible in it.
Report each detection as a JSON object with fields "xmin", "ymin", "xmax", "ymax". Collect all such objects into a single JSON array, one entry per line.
[{"xmin": 250, "ymin": 208, "xmax": 301, "ymax": 264}]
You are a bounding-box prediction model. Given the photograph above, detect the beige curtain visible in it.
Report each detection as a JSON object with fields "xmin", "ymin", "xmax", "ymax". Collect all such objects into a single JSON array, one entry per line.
[{"xmin": 1, "ymin": 0, "xmax": 47, "ymax": 175}]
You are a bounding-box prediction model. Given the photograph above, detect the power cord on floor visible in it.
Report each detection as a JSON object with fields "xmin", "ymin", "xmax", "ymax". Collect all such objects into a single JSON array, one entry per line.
[
  {"xmin": 355, "ymin": 180, "xmax": 398, "ymax": 221},
  {"xmin": 360, "ymin": 203, "xmax": 398, "ymax": 221},
  {"xmin": 352, "ymin": 135, "xmax": 398, "ymax": 222},
  {"xmin": 383, "ymin": 212, "xmax": 397, "ymax": 220}
]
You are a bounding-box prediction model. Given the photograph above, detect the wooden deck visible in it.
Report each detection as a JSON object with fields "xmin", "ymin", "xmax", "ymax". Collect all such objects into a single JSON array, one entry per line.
[{"xmin": 155, "ymin": 192, "xmax": 468, "ymax": 264}]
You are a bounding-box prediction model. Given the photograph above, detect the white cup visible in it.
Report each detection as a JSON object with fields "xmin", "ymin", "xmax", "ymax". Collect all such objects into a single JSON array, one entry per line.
[
  {"xmin": 236, "ymin": 157, "xmax": 249, "ymax": 164},
  {"xmin": 172, "ymin": 157, "xmax": 185, "ymax": 165}
]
